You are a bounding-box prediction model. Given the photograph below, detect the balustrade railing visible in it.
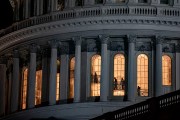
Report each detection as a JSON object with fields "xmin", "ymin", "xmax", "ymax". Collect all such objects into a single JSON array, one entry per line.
[
  {"xmin": 0, "ymin": 5, "xmax": 180, "ymax": 37},
  {"xmin": 90, "ymin": 90, "xmax": 180, "ymax": 120}
]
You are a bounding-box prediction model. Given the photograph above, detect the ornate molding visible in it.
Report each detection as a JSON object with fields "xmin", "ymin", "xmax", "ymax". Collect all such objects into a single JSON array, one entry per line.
[
  {"xmin": 48, "ymin": 39, "xmax": 61, "ymax": 48},
  {"xmin": 110, "ymin": 41, "xmax": 124, "ymax": 51},
  {"xmin": 155, "ymin": 36, "xmax": 164, "ymax": 44},
  {"xmin": 29, "ymin": 44, "xmax": 40, "ymax": 53},
  {"xmin": 60, "ymin": 42, "xmax": 69, "ymax": 54},
  {"xmin": 98, "ymin": 35, "xmax": 109, "ymax": 44},
  {"xmin": 0, "ymin": 18, "xmax": 180, "ymax": 52},
  {"xmin": 135, "ymin": 43, "xmax": 152, "ymax": 51},
  {"xmin": 162, "ymin": 44, "xmax": 175, "ymax": 53}
]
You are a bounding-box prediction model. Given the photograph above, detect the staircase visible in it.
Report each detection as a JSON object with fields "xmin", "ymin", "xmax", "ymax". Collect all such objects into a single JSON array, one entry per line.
[{"xmin": 90, "ymin": 90, "xmax": 180, "ymax": 120}]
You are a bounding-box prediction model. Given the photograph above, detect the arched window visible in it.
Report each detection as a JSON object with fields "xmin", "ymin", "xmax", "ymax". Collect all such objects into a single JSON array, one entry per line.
[
  {"xmin": 162, "ymin": 55, "xmax": 172, "ymax": 86},
  {"xmin": 160, "ymin": 0, "xmax": 169, "ymax": 4},
  {"xmin": 56, "ymin": 60, "xmax": 60, "ymax": 101},
  {"xmin": 95, "ymin": 0, "xmax": 103, "ymax": 4},
  {"xmin": 35, "ymin": 70, "xmax": 42, "ymax": 105},
  {"xmin": 57, "ymin": 0, "xmax": 65, "ymax": 11},
  {"xmin": 69, "ymin": 57, "xmax": 75, "ymax": 98},
  {"xmin": 75, "ymin": 0, "xmax": 83, "ymax": 6},
  {"xmin": 113, "ymin": 54, "xmax": 125, "ymax": 96},
  {"xmin": 137, "ymin": 54, "xmax": 148, "ymax": 96},
  {"xmin": 91, "ymin": 55, "xmax": 101, "ymax": 96},
  {"xmin": 22, "ymin": 68, "xmax": 28, "ymax": 109}
]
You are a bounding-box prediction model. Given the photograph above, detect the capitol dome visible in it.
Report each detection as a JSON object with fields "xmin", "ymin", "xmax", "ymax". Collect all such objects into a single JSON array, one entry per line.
[{"xmin": 0, "ymin": 0, "xmax": 180, "ymax": 119}]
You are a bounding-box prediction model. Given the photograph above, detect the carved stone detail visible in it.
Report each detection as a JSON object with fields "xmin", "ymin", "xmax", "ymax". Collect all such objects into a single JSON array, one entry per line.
[
  {"xmin": 176, "ymin": 44, "xmax": 180, "ymax": 52},
  {"xmin": 127, "ymin": 35, "xmax": 136, "ymax": 43},
  {"xmin": 162, "ymin": 44, "xmax": 175, "ymax": 53},
  {"xmin": 98, "ymin": 34, "xmax": 109, "ymax": 44},
  {"xmin": 156, "ymin": 36, "xmax": 164, "ymax": 44},
  {"xmin": 110, "ymin": 42, "xmax": 124, "ymax": 51},
  {"xmin": 48, "ymin": 39, "xmax": 61, "ymax": 48},
  {"xmin": 29, "ymin": 44, "xmax": 40, "ymax": 53},
  {"xmin": 72, "ymin": 36, "xmax": 82, "ymax": 46},
  {"xmin": 135, "ymin": 43, "xmax": 152, "ymax": 51}
]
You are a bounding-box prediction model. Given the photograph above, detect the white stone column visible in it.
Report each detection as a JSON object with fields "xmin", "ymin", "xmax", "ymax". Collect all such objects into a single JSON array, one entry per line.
[
  {"xmin": 155, "ymin": 36, "xmax": 163, "ymax": 96},
  {"xmin": 60, "ymin": 44, "xmax": 69, "ymax": 101},
  {"xmin": 127, "ymin": 35, "xmax": 136, "ymax": 101},
  {"xmin": 11, "ymin": 50, "xmax": 20, "ymax": 113},
  {"xmin": 39, "ymin": 0, "xmax": 44, "ymax": 15},
  {"xmin": 24, "ymin": 0, "xmax": 30, "ymax": 19},
  {"xmin": 73, "ymin": 37, "xmax": 82, "ymax": 103},
  {"xmin": 27, "ymin": 45, "xmax": 37, "ymax": 109},
  {"xmin": 48, "ymin": 40, "xmax": 59, "ymax": 105},
  {"xmin": 0, "ymin": 58, "xmax": 6, "ymax": 116},
  {"xmin": 99, "ymin": 35, "xmax": 109, "ymax": 102},
  {"xmin": 176, "ymin": 44, "xmax": 180, "ymax": 90}
]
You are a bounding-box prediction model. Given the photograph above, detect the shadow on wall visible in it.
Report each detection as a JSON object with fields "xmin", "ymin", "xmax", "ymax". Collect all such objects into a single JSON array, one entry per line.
[
  {"xmin": 0, "ymin": 0, "xmax": 13, "ymax": 30},
  {"xmin": 31, "ymin": 117, "xmax": 66, "ymax": 120}
]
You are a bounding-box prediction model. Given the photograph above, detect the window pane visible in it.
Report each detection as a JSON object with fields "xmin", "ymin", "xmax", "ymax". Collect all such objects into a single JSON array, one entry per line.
[
  {"xmin": 35, "ymin": 70, "xmax": 42, "ymax": 105},
  {"xmin": 69, "ymin": 57, "xmax": 75, "ymax": 98},
  {"xmin": 91, "ymin": 55, "xmax": 101, "ymax": 96},
  {"xmin": 113, "ymin": 54, "xmax": 125, "ymax": 96},
  {"xmin": 22, "ymin": 68, "xmax": 28, "ymax": 109},
  {"xmin": 162, "ymin": 55, "xmax": 171, "ymax": 86},
  {"xmin": 137, "ymin": 54, "xmax": 148, "ymax": 97}
]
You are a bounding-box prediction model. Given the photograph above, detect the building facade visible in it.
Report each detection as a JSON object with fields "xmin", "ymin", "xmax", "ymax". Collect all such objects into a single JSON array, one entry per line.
[{"xmin": 0, "ymin": 0, "xmax": 180, "ymax": 119}]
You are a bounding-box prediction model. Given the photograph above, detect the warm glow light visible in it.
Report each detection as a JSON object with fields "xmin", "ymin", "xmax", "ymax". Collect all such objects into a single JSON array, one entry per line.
[
  {"xmin": 162, "ymin": 55, "xmax": 172, "ymax": 86},
  {"xmin": 22, "ymin": 68, "xmax": 28, "ymax": 109},
  {"xmin": 35, "ymin": 70, "xmax": 42, "ymax": 105},
  {"xmin": 91, "ymin": 55, "xmax": 101, "ymax": 96},
  {"xmin": 137, "ymin": 54, "xmax": 148, "ymax": 96},
  {"xmin": 69, "ymin": 57, "xmax": 75, "ymax": 98},
  {"xmin": 56, "ymin": 73, "xmax": 60, "ymax": 101},
  {"xmin": 113, "ymin": 54, "xmax": 125, "ymax": 96}
]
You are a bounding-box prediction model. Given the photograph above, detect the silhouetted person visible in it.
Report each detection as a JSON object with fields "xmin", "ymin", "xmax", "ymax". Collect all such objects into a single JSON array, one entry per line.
[
  {"xmin": 94, "ymin": 72, "xmax": 98, "ymax": 83},
  {"xmin": 0, "ymin": 0, "xmax": 13, "ymax": 29},
  {"xmin": 114, "ymin": 77, "xmax": 118, "ymax": 90},
  {"xmin": 137, "ymin": 86, "xmax": 141, "ymax": 96},
  {"xmin": 120, "ymin": 78, "xmax": 125, "ymax": 90}
]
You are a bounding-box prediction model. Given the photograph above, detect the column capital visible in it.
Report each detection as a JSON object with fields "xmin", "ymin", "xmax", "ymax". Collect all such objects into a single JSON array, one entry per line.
[
  {"xmin": 127, "ymin": 35, "xmax": 136, "ymax": 43},
  {"xmin": 29, "ymin": 44, "xmax": 40, "ymax": 53},
  {"xmin": 73, "ymin": 36, "xmax": 82, "ymax": 46},
  {"xmin": 48, "ymin": 39, "xmax": 61, "ymax": 48},
  {"xmin": 13, "ymin": 49, "xmax": 19, "ymax": 58},
  {"xmin": 98, "ymin": 34, "xmax": 109, "ymax": 44},
  {"xmin": 155, "ymin": 36, "xmax": 164, "ymax": 44},
  {"xmin": 60, "ymin": 42, "xmax": 69, "ymax": 54}
]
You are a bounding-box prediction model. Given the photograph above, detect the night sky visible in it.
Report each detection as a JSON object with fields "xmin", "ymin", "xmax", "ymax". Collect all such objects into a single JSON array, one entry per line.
[{"xmin": 0, "ymin": 0, "xmax": 13, "ymax": 30}]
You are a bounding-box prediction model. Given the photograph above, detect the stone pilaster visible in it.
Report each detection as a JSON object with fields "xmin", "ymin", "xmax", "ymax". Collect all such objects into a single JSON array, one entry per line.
[
  {"xmin": 0, "ymin": 58, "xmax": 7, "ymax": 116},
  {"xmin": 11, "ymin": 50, "xmax": 20, "ymax": 113}
]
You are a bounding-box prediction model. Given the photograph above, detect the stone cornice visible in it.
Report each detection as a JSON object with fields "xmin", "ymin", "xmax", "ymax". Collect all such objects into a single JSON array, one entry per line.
[{"xmin": 1, "ymin": 17, "xmax": 180, "ymax": 53}]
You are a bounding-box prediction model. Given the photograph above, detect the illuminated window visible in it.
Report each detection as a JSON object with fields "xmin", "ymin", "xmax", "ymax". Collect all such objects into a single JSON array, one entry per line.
[
  {"xmin": 113, "ymin": 54, "xmax": 125, "ymax": 96},
  {"xmin": 95, "ymin": 0, "xmax": 103, "ymax": 4},
  {"xmin": 56, "ymin": 60, "xmax": 60, "ymax": 101},
  {"xmin": 137, "ymin": 54, "xmax": 148, "ymax": 96},
  {"xmin": 75, "ymin": 0, "xmax": 83, "ymax": 6},
  {"xmin": 35, "ymin": 70, "xmax": 42, "ymax": 105},
  {"xmin": 91, "ymin": 55, "xmax": 101, "ymax": 96},
  {"xmin": 69, "ymin": 57, "xmax": 75, "ymax": 98},
  {"xmin": 57, "ymin": 0, "xmax": 65, "ymax": 11},
  {"xmin": 160, "ymin": 0, "xmax": 169, "ymax": 4},
  {"xmin": 22, "ymin": 68, "xmax": 28, "ymax": 109},
  {"xmin": 162, "ymin": 55, "xmax": 172, "ymax": 86}
]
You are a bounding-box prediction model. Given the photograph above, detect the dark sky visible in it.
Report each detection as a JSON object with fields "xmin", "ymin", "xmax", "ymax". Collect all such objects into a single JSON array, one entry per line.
[{"xmin": 0, "ymin": 0, "xmax": 13, "ymax": 30}]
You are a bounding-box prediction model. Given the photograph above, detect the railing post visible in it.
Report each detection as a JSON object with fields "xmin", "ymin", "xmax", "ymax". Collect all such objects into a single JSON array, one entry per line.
[{"xmin": 148, "ymin": 97, "xmax": 159, "ymax": 119}]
